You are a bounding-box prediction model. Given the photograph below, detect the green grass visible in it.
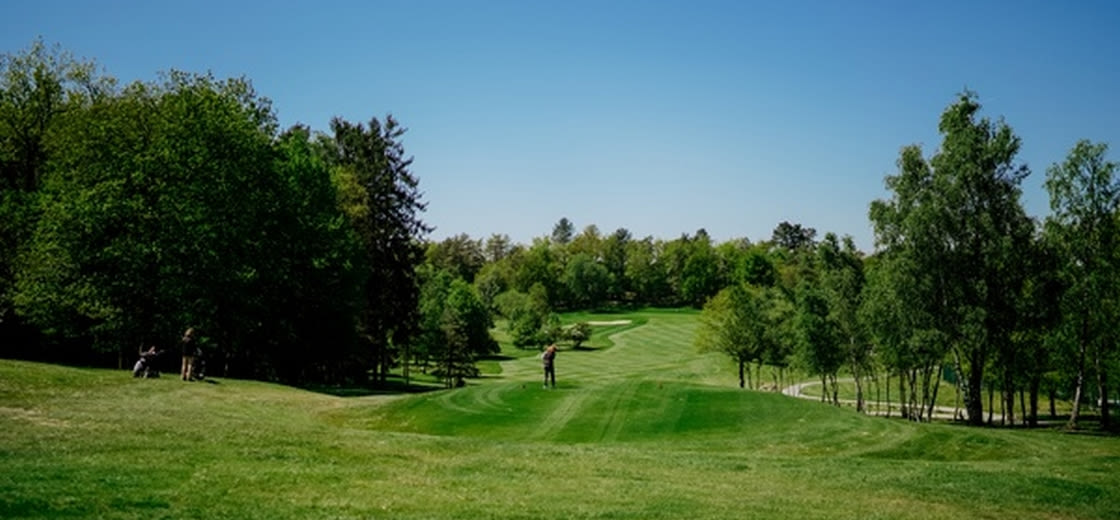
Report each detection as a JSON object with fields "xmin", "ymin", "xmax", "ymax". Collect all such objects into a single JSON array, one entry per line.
[{"xmin": 2, "ymin": 308, "xmax": 1119, "ymax": 519}]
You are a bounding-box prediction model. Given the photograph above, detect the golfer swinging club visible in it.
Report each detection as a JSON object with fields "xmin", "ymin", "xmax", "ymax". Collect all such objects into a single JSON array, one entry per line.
[{"xmin": 542, "ymin": 344, "xmax": 557, "ymax": 389}]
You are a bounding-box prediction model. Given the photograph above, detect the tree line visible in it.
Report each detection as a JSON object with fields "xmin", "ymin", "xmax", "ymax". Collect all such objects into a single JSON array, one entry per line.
[
  {"xmin": 696, "ymin": 92, "xmax": 1119, "ymax": 431},
  {"xmin": 1, "ymin": 41, "xmax": 427, "ymax": 384},
  {"xmin": 2, "ymin": 41, "xmax": 1117, "ymax": 430}
]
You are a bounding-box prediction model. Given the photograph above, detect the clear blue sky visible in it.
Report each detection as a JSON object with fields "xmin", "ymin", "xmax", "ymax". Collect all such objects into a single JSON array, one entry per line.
[{"xmin": 5, "ymin": 1, "xmax": 1119, "ymax": 251}]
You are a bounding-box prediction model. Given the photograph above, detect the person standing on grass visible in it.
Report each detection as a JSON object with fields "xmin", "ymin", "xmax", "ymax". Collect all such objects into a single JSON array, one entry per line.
[
  {"xmin": 180, "ymin": 327, "xmax": 196, "ymax": 381},
  {"xmin": 542, "ymin": 344, "xmax": 557, "ymax": 389}
]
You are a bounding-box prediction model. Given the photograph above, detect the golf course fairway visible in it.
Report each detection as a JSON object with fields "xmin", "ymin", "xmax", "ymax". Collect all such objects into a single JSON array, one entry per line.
[{"xmin": 2, "ymin": 309, "xmax": 1118, "ymax": 519}]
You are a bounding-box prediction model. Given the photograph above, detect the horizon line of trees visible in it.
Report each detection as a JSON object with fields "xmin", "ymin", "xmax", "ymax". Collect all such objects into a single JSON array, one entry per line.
[
  {"xmin": 3, "ymin": 41, "xmax": 1118, "ymax": 431},
  {"xmin": 0, "ymin": 40, "xmax": 429, "ymax": 384}
]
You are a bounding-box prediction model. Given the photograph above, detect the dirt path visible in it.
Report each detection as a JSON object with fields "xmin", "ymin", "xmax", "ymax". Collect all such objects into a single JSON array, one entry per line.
[{"xmin": 782, "ymin": 378, "xmax": 965, "ymax": 421}]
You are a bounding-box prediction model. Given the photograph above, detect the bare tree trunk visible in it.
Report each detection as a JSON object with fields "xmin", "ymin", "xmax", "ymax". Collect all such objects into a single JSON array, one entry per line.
[
  {"xmin": 951, "ymin": 350, "xmax": 965, "ymax": 422},
  {"xmin": 1028, "ymin": 376, "xmax": 1040, "ymax": 427},
  {"xmin": 1068, "ymin": 338, "xmax": 1088, "ymax": 429},
  {"xmin": 910, "ymin": 369, "xmax": 922, "ymax": 421},
  {"xmin": 899, "ymin": 370, "xmax": 909, "ymax": 420},
  {"xmin": 851, "ymin": 341, "xmax": 865, "ymax": 413},
  {"xmin": 1004, "ymin": 372, "xmax": 1015, "ymax": 427},
  {"xmin": 987, "ymin": 385, "xmax": 995, "ymax": 425},
  {"xmin": 1019, "ymin": 388, "xmax": 1027, "ymax": 428},
  {"xmin": 927, "ymin": 365, "xmax": 942, "ymax": 422},
  {"xmin": 966, "ymin": 350, "xmax": 986, "ymax": 427},
  {"xmin": 1049, "ymin": 387, "xmax": 1056, "ymax": 418},
  {"xmin": 885, "ymin": 372, "xmax": 892, "ymax": 418},
  {"xmin": 1096, "ymin": 350, "xmax": 1110, "ymax": 429},
  {"xmin": 738, "ymin": 359, "xmax": 746, "ymax": 389}
]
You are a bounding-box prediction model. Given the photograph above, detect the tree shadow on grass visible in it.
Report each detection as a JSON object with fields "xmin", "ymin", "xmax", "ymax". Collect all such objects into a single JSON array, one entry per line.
[{"xmin": 300, "ymin": 378, "xmax": 443, "ymax": 397}]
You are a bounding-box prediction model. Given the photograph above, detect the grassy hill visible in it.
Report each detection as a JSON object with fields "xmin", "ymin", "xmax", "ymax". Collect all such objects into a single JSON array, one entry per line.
[{"xmin": 2, "ymin": 309, "xmax": 1118, "ymax": 519}]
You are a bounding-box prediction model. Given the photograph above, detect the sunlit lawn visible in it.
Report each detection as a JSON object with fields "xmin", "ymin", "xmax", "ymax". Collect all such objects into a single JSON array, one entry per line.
[{"xmin": 1, "ymin": 309, "xmax": 1118, "ymax": 519}]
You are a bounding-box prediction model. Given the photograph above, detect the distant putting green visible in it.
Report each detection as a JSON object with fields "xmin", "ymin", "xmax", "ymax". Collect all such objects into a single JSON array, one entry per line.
[{"xmin": 2, "ymin": 308, "xmax": 1118, "ymax": 519}]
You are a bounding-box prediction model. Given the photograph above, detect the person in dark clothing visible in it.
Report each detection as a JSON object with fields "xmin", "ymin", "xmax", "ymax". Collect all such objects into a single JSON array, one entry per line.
[
  {"xmin": 133, "ymin": 346, "xmax": 160, "ymax": 378},
  {"xmin": 180, "ymin": 328, "xmax": 196, "ymax": 381},
  {"xmin": 542, "ymin": 344, "xmax": 557, "ymax": 389}
]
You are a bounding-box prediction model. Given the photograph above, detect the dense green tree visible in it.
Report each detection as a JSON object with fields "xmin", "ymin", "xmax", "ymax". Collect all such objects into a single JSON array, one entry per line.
[
  {"xmin": 695, "ymin": 285, "xmax": 765, "ymax": 389},
  {"xmin": 563, "ymin": 253, "xmax": 612, "ymax": 309},
  {"xmin": 551, "ymin": 217, "xmax": 574, "ymax": 245},
  {"xmin": 1010, "ymin": 231, "xmax": 1063, "ymax": 427},
  {"xmin": 426, "ymin": 233, "xmax": 485, "ymax": 283},
  {"xmin": 473, "ymin": 260, "xmax": 513, "ymax": 314},
  {"xmin": 0, "ymin": 41, "xmax": 113, "ymax": 354},
  {"xmin": 324, "ymin": 114, "xmax": 430, "ymax": 383},
  {"xmin": 771, "ymin": 221, "xmax": 817, "ymax": 251},
  {"xmin": 568, "ymin": 225, "xmax": 602, "ymax": 259},
  {"xmin": 565, "ymin": 321, "xmax": 592, "ymax": 348},
  {"xmin": 264, "ymin": 126, "xmax": 366, "ymax": 383},
  {"xmin": 415, "ymin": 267, "xmax": 456, "ymax": 376},
  {"xmin": 1044, "ymin": 140, "xmax": 1120, "ymax": 429},
  {"xmin": 483, "ymin": 233, "xmax": 513, "ymax": 263},
  {"xmin": 680, "ymin": 233, "xmax": 723, "ymax": 307},
  {"xmin": 625, "ymin": 236, "xmax": 669, "ymax": 305},
  {"xmin": 502, "ymin": 283, "xmax": 554, "ymax": 350},
  {"xmin": 696, "ymin": 284, "xmax": 792, "ymax": 390},
  {"xmin": 793, "ymin": 282, "xmax": 842, "ymax": 404},
  {"xmin": 16, "ymin": 73, "xmax": 281, "ymax": 367},
  {"xmin": 435, "ymin": 278, "xmax": 498, "ymax": 388},
  {"xmin": 817, "ymin": 233, "xmax": 869, "ymax": 411},
  {"xmin": 601, "ymin": 227, "xmax": 631, "ymax": 300},
  {"xmin": 512, "ymin": 239, "xmax": 564, "ymax": 307},
  {"xmin": 869, "ymin": 92, "xmax": 1032, "ymax": 425}
]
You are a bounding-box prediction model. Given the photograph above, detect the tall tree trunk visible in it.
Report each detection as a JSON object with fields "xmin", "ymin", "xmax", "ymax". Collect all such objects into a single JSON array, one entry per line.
[
  {"xmin": 1096, "ymin": 350, "xmax": 1110, "ymax": 429},
  {"xmin": 966, "ymin": 350, "xmax": 986, "ymax": 427},
  {"xmin": 1028, "ymin": 375, "xmax": 1040, "ymax": 427},
  {"xmin": 1049, "ymin": 387, "xmax": 1056, "ymax": 418},
  {"xmin": 951, "ymin": 350, "xmax": 966, "ymax": 422},
  {"xmin": 1068, "ymin": 337, "xmax": 1089, "ymax": 429},
  {"xmin": 854, "ymin": 368, "xmax": 864, "ymax": 413},
  {"xmin": 885, "ymin": 372, "xmax": 891, "ymax": 418},
  {"xmin": 738, "ymin": 359, "xmax": 746, "ymax": 389},
  {"xmin": 909, "ymin": 369, "xmax": 920, "ymax": 421},
  {"xmin": 898, "ymin": 371, "xmax": 908, "ymax": 420},
  {"xmin": 987, "ymin": 385, "xmax": 994, "ymax": 425},
  {"xmin": 926, "ymin": 365, "xmax": 942, "ymax": 422},
  {"xmin": 1004, "ymin": 371, "xmax": 1016, "ymax": 427}
]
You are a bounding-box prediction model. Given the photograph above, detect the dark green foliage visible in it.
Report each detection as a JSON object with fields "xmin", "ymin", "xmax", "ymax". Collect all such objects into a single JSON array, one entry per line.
[
  {"xmin": 1, "ymin": 41, "xmax": 431, "ymax": 385},
  {"xmin": 551, "ymin": 217, "xmax": 574, "ymax": 245},
  {"xmin": 771, "ymin": 221, "xmax": 817, "ymax": 251},
  {"xmin": 1044, "ymin": 140, "xmax": 1120, "ymax": 429},
  {"xmin": 11, "ymin": 72, "xmax": 364, "ymax": 382},
  {"xmin": 435, "ymin": 279, "xmax": 497, "ymax": 387},
  {"xmin": 426, "ymin": 233, "xmax": 485, "ymax": 283},
  {"xmin": 794, "ymin": 282, "xmax": 841, "ymax": 400},
  {"xmin": 868, "ymin": 92, "xmax": 1032, "ymax": 425},
  {"xmin": 563, "ymin": 253, "xmax": 612, "ymax": 309},
  {"xmin": 323, "ymin": 114, "xmax": 430, "ymax": 383},
  {"xmin": 565, "ymin": 321, "xmax": 592, "ymax": 348},
  {"xmin": 499, "ymin": 284, "xmax": 553, "ymax": 349}
]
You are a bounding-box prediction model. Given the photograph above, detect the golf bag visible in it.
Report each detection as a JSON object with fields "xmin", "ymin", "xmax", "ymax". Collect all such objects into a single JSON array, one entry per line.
[
  {"xmin": 189, "ymin": 347, "xmax": 206, "ymax": 381},
  {"xmin": 132, "ymin": 350, "xmax": 161, "ymax": 378}
]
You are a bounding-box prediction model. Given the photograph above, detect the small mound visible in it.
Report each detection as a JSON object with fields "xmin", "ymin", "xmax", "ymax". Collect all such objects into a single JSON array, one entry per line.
[{"xmin": 862, "ymin": 428, "xmax": 1022, "ymax": 461}]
